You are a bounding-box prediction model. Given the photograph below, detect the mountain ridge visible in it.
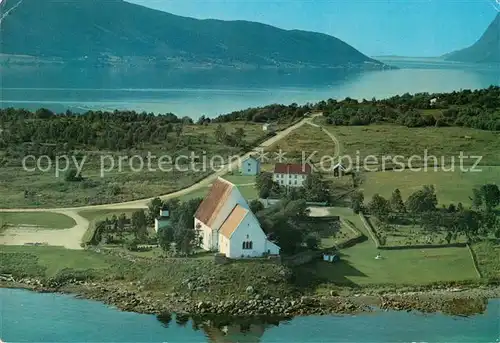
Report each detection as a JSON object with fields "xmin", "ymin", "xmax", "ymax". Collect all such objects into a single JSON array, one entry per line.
[
  {"xmin": 0, "ymin": 0, "xmax": 385, "ymax": 69},
  {"xmin": 445, "ymin": 13, "xmax": 500, "ymax": 63}
]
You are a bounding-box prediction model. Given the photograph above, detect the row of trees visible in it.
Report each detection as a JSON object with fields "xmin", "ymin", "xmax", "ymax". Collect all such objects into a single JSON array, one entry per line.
[
  {"xmin": 352, "ymin": 184, "xmax": 500, "ymax": 242},
  {"xmin": 214, "ymin": 86, "xmax": 500, "ymax": 131}
]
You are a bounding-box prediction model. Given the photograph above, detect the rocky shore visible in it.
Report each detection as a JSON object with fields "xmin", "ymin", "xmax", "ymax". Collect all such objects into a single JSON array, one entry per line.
[{"xmin": 1, "ymin": 274, "xmax": 498, "ymax": 318}]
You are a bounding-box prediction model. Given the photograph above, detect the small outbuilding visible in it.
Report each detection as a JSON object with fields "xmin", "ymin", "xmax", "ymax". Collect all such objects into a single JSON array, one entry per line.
[
  {"xmin": 240, "ymin": 156, "xmax": 260, "ymax": 176},
  {"xmin": 154, "ymin": 207, "xmax": 170, "ymax": 233}
]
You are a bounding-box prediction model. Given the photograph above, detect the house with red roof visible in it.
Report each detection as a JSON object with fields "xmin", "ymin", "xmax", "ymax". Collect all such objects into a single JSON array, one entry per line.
[
  {"xmin": 194, "ymin": 177, "xmax": 280, "ymax": 258},
  {"xmin": 272, "ymin": 163, "xmax": 312, "ymax": 187}
]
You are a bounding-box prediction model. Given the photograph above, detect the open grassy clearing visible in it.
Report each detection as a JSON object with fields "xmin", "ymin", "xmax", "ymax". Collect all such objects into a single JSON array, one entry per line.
[
  {"xmin": 471, "ymin": 241, "xmax": 500, "ymax": 279},
  {"xmin": 219, "ymin": 173, "xmax": 256, "ymax": 185},
  {"xmin": 326, "ymin": 207, "xmax": 366, "ymax": 235},
  {"xmin": 0, "ymin": 166, "xmax": 212, "ymax": 209},
  {"xmin": 0, "ymin": 245, "xmax": 114, "ymax": 277},
  {"xmin": 0, "ymin": 122, "xmax": 276, "ymax": 209},
  {"xmin": 320, "ymin": 123, "xmax": 500, "ymax": 166},
  {"xmin": 0, "ymin": 212, "xmax": 76, "ymax": 230},
  {"xmin": 0, "ymin": 245, "xmax": 295, "ymax": 299},
  {"xmin": 303, "ymin": 242, "xmax": 478, "ymax": 286},
  {"xmin": 266, "ymin": 124, "xmax": 337, "ymax": 163},
  {"xmin": 362, "ymin": 168, "xmax": 500, "ymax": 206}
]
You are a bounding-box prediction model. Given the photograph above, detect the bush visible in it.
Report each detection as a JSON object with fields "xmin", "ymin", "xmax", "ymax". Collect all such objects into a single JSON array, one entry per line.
[{"xmin": 65, "ymin": 169, "xmax": 83, "ymax": 182}]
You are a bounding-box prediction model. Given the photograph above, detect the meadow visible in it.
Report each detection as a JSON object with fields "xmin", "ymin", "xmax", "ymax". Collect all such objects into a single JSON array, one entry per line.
[
  {"xmin": 362, "ymin": 167, "xmax": 500, "ymax": 205},
  {"xmin": 0, "ymin": 212, "xmax": 76, "ymax": 230},
  {"xmin": 0, "ymin": 122, "xmax": 271, "ymax": 209},
  {"xmin": 321, "ymin": 123, "xmax": 500, "ymax": 166}
]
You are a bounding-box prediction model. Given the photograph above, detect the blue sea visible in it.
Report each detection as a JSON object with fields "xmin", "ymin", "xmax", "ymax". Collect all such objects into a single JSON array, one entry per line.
[{"xmin": 0, "ymin": 288, "xmax": 498, "ymax": 343}]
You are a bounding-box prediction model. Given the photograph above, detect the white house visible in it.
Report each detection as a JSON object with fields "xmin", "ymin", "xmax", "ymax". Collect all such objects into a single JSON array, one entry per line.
[
  {"xmin": 154, "ymin": 208, "xmax": 170, "ymax": 233},
  {"xmin": 430, "ymin": 98, "xmax": 438, "ymax": 106},
  {"xmin": 272, "ymin": 163, "xmax": 312, "ymax": 187},
  {"xmin": 240, "ymin": 156, "xmax": 260, "ymax": 176},
  {"xmin": 194, "ymin": 177, "xmax": 280, "ymax": 258}
]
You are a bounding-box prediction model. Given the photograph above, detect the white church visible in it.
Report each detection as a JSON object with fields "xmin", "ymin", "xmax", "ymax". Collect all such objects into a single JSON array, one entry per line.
[{"xmin": 194, "ymin": 177, "xmax": 280, "ymax": 258}]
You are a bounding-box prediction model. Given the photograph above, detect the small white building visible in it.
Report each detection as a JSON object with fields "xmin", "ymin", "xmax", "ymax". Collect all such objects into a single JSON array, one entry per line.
[
  {"xmin": 272, "ymin": 163, "xmax": 312, "ymax": 187},
  {"xmin": 430, "ymin": 98, "xmax": 438, "ymax": 106},
  {"xmin": 240, "ymin": 156, "xmax": 260, "ymax": 176},
  {"xmin": 154, "ymin": 208, "xmax": 170, "ymax": 233},
  {"xmin": 262, "ymin": 123, "xmax": 276, "ymax": 132},
  {"xmin": 194, "ymin": 177, "xmax": 280, "ymax": 258},
  {"xmin": 331, "ymin": 163, "xmax": 347, "ymax": 177}
]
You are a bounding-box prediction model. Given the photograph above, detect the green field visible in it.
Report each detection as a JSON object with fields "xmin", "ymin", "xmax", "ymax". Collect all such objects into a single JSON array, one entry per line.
[
  {"xmin": 308, "ymin": 242, "xmax": 478, "ymax": 286},
  {"xmin": 0, "ymin": 245, "xmax": 114, "ymax": 277},
  {"xmin": 472, "ymin": 241, "xmax": 500, "ymax": 279},
  {"xmin": 362, "ymin": 168, "xmax": 500, "ymax": 206},
  {"xmin": 303, "ymin": 206, "xmax": 480, "ymax": 285},
  {"xmin": 322, "ymin": 124, "xmax": 500, "ymax": 166},
  {"xmin": 0, "ymin": 212, "xmax": 76, "ymax": 229},
  {"xmin": 266, "ymin": 124, "xmax": 337, "ymax": 162},
  {"xmin": 0, "ymin": 122, "xmax": 274, "ymax": 209}
]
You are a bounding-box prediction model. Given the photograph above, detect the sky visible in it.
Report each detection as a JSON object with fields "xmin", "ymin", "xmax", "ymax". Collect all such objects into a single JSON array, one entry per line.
[{"xmin": 127, "ymin": 0, "xmax": 498, "ymax": 57}]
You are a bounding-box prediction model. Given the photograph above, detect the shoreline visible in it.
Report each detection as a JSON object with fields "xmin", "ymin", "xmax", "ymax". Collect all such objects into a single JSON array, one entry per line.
[{"xmin": 2, "ymin": 277, "xmax": 498, "ymax": 319}]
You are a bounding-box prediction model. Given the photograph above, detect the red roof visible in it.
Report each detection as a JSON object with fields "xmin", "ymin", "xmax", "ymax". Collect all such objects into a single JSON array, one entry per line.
[{"xmin": 273, "ymin": 163, "xmax": 312, "ymax": 175}]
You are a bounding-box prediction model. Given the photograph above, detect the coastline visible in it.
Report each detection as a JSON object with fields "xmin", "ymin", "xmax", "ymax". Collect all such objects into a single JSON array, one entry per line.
[{"xmin": 2, "ymin": 277, "xmax": 498, "ymax": 318}]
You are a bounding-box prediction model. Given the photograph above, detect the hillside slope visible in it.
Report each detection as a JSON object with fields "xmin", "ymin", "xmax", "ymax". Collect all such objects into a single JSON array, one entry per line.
[
  {"xmin": 445, "ymin": 13, "xmax": 500, "ymax": 63},
  {"xmin": 0, "ymin": 0, "xmax": 382, "ymax": 68}
]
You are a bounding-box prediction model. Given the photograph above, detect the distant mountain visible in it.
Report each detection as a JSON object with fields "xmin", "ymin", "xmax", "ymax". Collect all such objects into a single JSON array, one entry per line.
[
  {"xmin": 445, "ymin": 13, "xmax": 500, "ymax": 63},
  {"xmin": 0, "ymin": 0, "xmax": 384, "ymax": 69}
]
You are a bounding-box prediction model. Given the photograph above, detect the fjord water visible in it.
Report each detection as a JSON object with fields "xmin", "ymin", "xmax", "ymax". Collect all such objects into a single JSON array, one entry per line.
[
  {"xmin": 1, "ymin": 59, "xmax": 499, "ymax": 117},
  {"xmin": 0, "ymin": 289, "xmax": 498, "ymax": 343}
]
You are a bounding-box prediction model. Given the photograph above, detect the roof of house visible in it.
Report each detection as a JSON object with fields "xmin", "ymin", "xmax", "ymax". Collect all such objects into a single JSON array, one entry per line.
[
  {"xmin": 219, "ymin": 204, "xmax": 249, "ymax": 239},
  {"xmin": 273, "ymin": 163, "xmax": 312, "ymax": 175},
  {"xmin": 243, "ymin": 155, "xmax": 259, "ymax": 162},
  {"xmin": 194, "ymin": 177, "xmax": 234, "ymax": 226}
]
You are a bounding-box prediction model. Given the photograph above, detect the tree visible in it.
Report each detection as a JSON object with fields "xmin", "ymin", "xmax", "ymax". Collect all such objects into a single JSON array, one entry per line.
[
  {"xmin": 249, "ymin": 199, "xmax": 264, "ymax": 214},
  {"xmin": 64, "ymin": 168, "xmax": 83, "ymax": 182},
  {"xmin": 390, "ymin": 189, "xmax": 406, "ymax": 213},
  {"xmin": 350, "ymin": 191, "xmax": 364, "ymax": 214},
  {"xmin": 158, "ymin": 224, "xmax": 175, "ymax": 254},
  {"xmin": 406, "ymin": 185, "xmax": 438, "ymax": 214},
  {"xmin": 169, "ymin": 198, "xmax": 203, "ymax": 255},
  {"xmin": 255, "ymin": 172, "xmax": 277, "ymax": 199},
  {"xmin": 368, "ymin": 194, "xmax": 391, "ymax": 222},
  {"xmin": 214, "ymin": 124, "xmax": 227, "ymax": 143},
  {"xmin": 302, "ymin": 173, "xmax": 330, "ymax": 203},
  {"xmin": 147, "ymin": 197, "xmax": 163, "ymax": 225},
  {"xmin": 131, "ymin": 210, "xmax": 148, "ymax": 241},
  {"xmin": 305, "ymin": 234, "xmax": 320, "ymax": 250},
  {"xmin": 472, "ymin": 184, "xmax": 500, "ymax": 212}
]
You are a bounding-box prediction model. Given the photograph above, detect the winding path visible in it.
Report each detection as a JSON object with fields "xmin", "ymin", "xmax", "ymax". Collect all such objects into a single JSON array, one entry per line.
[{"xmin": 0, "ymin": 114, "xmax": 328, "ymax": 249}]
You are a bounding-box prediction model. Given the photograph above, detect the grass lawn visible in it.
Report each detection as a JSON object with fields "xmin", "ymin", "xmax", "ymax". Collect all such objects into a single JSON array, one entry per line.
[
  {"xmin": 322, "ymin": 123, "xmax": 500, "ymax": 166},
  {"xmin": 471, "ymin": 241, "xmax": 500, "ymax": 279},
  {"xmin": 308, "ymin": 242, "xmax": 479, "ymax": 286},
  {"xmin": 0, "ymin": 245, "xmax": 115, "ymax": 277},
  {"xmin": 0, "ymin": 212, "xmax": 76, "ymax": 229},
  {"xmin": 326, "ymin": 207, "xmax": 366, "ymax": 235},
  {"xmin": 0, "ymin": 165, "xmax": 212, "ymax": 209},
  {"xmin": 362, "ymin": 168, "xmax": 500, "ymax": 206}
]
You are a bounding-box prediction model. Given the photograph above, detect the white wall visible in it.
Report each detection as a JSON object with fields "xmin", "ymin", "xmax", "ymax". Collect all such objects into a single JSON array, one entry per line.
[
  {"xmin": 196, "ymin": 218, "xmax": 216, "ymax": 251},
  {"xmin": 228, "ymin": 212, "xmax": 268, "ymax": 258},
  {"xmin": 273, "ymin": 173, "xmax": 307, "ymax": 187}
]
